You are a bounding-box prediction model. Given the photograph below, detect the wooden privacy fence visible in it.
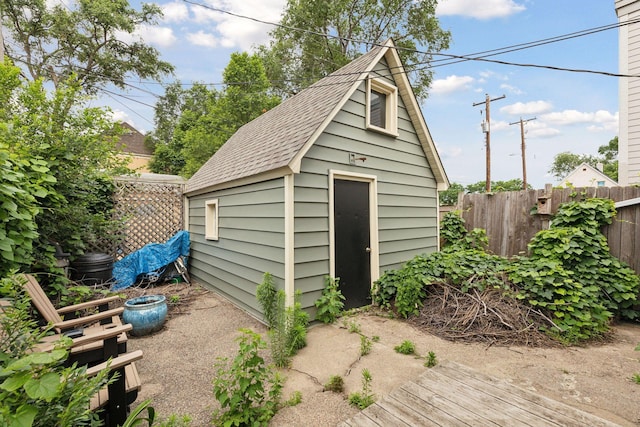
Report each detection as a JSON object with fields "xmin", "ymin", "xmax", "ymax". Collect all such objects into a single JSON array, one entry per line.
[{"xmin": 454, "ymin": 185, "xmax": 640, "ymax": 274}]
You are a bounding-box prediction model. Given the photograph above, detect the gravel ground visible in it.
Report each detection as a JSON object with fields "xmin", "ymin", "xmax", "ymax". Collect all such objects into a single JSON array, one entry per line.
[{"xmin": 125, "ymin": 283, "xmax": 640, "ymax": 426}]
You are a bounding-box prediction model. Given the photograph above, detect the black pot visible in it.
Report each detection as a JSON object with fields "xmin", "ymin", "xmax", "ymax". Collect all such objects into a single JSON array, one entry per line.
[{"xmin": 71, "ymin": 253, "xmax": 114, "ymax": 286}]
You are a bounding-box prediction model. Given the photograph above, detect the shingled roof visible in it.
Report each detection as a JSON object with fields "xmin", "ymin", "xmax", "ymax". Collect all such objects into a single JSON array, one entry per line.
[{"xmin": 186, "ymin": 40, "xmax": 447, "ymax": 195}]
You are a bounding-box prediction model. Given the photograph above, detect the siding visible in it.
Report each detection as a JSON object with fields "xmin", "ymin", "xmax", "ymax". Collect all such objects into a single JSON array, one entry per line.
[
  {"xmin": 294, "ymin": 61, "xmax": 439, "ymax": 308},
  {"xmin": 621, "ymin": 6, "xmax": 640, "ymax": 184},
  {"xmin": 188, "ymin": 178, "xmax": 285, "ymax": 318}
]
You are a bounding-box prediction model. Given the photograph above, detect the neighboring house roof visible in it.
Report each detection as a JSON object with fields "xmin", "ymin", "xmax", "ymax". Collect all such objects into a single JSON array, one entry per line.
[
  {"xmin": 186, "ymin": 39, "xmax": 448, "ymax": 195},
  {"xmin": 560, "ymin": 162, "xmax": 618, "ymax": 187},
  {"xmin": 117, "ymin": 122, "xmax": 152, "ymax": 156}
]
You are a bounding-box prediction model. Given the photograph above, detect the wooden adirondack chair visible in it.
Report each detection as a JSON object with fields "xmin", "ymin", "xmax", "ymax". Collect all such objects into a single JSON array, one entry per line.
[
  {"xmin": 21, "ymin": 274, "xmax": 128, "ymax": 364},
  {"xmin": 87, "ymin": 349, "xmax": 143, "ymax": 427}
]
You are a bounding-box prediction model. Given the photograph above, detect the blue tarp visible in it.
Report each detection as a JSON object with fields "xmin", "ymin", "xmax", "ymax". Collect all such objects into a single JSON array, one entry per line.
[{"xmin": 111, "ymin": 230, "xmax": 190, "ymax": 291}]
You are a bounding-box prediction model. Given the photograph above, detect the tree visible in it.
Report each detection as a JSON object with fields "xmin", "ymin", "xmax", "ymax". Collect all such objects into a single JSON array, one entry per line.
[
  {"xmin": 438, "ymin": 182, "xmax": 464, "ymax": 206},
  {"xmin": 0, "ymin": 0, "xmax": 174, "ymax": 94},
  {"xmin": 148, "ymin": 82, "xmax": 214, "ymax": 175},
  {"xmin": 150, "ymin": 52, "xmax": 281, "ymax": 177},
  {"xmin": 0, "ymin": 60, "xmax": 129, "ymax": 277},
  {"xmin": 548, "ymin": 136, "xmax": 618, "ymax": 181},
  {"xmin": 257, "ymin": 0, "xmax": 451, "ymax": 100},
  {"xmin": 439, "ymin": 179, "xmax": 532, "ymax": 205}
]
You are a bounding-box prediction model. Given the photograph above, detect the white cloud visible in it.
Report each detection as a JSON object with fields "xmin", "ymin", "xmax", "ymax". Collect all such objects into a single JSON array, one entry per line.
[
  {"xmin": 135, "ymin": 25, "xmax": 177, "ymax": 48},
  {"xmin": 187, "ymin": 0, "xmax": 286, "ymax": 51},
  {"xmin": 437, "ymin": 0, "xmax": 526, "ymax": 20},
  {"xmin": 540, "ymin": 109, "xmax": 618, "ymax": 132},
  {"xmin": 430, "ymin": 75, "xmax": 475, "ymax": 94},
  {"xmin": 162, "ymin": 2, "xmax": 189, "ymax": 23},
  {"xmin": 187, "ymin": 31, "xmax": 219, "ymax": 48},
  {"xmin": 501, "ymin": 101, "xmax": 553, "ymax": 115},
  {"xmin": 526, "ymin": 121, "xmax": 561, "ymax": 138},
  {"xmin": 500, "ymin": 83, "xmax": 523, "ymax": 95}
]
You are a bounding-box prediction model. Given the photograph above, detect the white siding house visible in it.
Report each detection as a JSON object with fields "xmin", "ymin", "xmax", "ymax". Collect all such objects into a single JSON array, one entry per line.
[
  {"xmin": 560, "ymin": 162, "xmax": 618, "ymax": 188},
  {"xmin": 616, "ymin": 0, "xmax": 640, "ymax": 185}
]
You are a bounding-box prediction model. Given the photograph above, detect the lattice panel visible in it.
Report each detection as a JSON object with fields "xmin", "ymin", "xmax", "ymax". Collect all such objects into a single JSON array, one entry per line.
[{"xmin": 111, "ymin": 179, "xmax": 185, "ymax": 260}]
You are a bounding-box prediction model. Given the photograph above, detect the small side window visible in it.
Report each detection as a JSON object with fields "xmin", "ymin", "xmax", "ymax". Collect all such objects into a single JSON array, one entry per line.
[
  {"xmin": 367, "ymin": 78, "xmax": 398, "ymax": 136},
  {"xmin": 205, "ymin": 199, "xmax": 219, "ymax": 240}
]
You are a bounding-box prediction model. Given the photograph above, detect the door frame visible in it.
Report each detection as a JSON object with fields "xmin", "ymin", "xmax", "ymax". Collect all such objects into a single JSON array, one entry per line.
[{"xmin": 328, "ymin": 170, "xmax": 380, "ymax": 290}]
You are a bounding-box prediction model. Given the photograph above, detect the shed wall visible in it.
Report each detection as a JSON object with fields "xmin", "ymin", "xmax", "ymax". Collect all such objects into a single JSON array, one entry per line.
[
  {"xmin": 294, "ymin": 64, "xmax": 439, "ymax": 308},
  {"xmin": 188, "ymin": 178, "xmax": 286, "ymax": 318}
]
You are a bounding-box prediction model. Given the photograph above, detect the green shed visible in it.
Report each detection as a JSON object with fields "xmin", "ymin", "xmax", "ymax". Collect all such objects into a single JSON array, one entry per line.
[{"xmin": 185, "ymin": 39, "xmax": 449, "ymax": 319}]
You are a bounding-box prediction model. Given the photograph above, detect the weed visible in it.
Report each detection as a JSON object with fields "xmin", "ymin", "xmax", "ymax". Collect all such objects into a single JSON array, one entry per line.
[
  {"xmin": 324, "ymin": 375, "xmax": 344, "ymax": 393},
  {"xmin": 371, "ymin": 335, "xmax": 380, "ymax": 342},
  {"xmin": 212, "ymin": 329, "xmax": 282, "ymax": 426},
  {"xmin": 348, "ymin": 369, "xmax": 375, "ymax": 409},
  {"xmin": 394, "ymin": 340, "xmax": 416, "ymax": 355},
  {"xmin": 169, "ymin": 295, "xmax": 181, "ymax": 304},
  {"xmin": 633, "ymin": 374, "xmax": 640, "ymax": 384},
  {"xmin": 360, "ymin": 335, "xmax": 372, "ymax": 356},
  {"xmin": 424, "ymin": 351, "xmax": 438, "ymax": 368},
  {"xmin": 284, "ymin": 391, "xmax": 303, "ymax": 406},
  {"xmin": 314, "ymin": 276, "xmax": 345, "ymax": 323},
  {"xmin": 343, "ymin": 319, "xmax": 361, "ymax": 333}
]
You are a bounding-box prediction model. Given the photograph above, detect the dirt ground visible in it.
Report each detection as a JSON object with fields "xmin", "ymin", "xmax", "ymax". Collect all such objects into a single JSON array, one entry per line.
[{"xmin": 122, "ymin": 283, "xmax": 640, "ymax": 426}]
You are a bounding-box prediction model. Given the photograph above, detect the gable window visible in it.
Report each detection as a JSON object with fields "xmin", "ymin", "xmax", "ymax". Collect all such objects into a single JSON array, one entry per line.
[
  {"xmin": 367, "ymin": 78, "xmax": 398, "ymax": 136},
  {"xmin": 205, "ymin": 199, "xmax": 219, "ymax": 240},
  {"xmin": 597, "ymin": 180, "xmax": 605, "ymax": 187}
]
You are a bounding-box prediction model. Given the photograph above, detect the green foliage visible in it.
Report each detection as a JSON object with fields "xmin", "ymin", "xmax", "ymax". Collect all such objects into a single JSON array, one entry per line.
[
  {"xmin": 1, "ymin": 0, "xmax": 173, "ymax": 94},
  {"xmin": 528, "ymin": 199, "xmax": 639, "ymax": 320},
  {"xmin": 120, "ymin": 397, "xmax": 191, "ymax": 426},
  {"xmin": 212, "ymin": 329, "xmax": 283, "ymax": 427},
  {"xmin": 314, "ymin": 276, "xmax": 345, "ymax": 323},
  {"xmin": 374, "ymin": 197, "xmax": 638, "ymax": 344},
  {"xmin": 632, "ymin": 374, "xmax": 640, "ymax": 384},
  {"xmin": 439, "ymin": 211, "xmax": 489, "ymax": 252},
  {"xmin": 373, "ymin": 247, "xmax": 505, "ymax": 318},
  {"xmin": 348, "ymin": 369, "xmax": 375, "ymax": 409},
  {"xmin": 150, "ymin": 53, "xmax": 281, "ymax": 177},
  {"xmin": 344, "ymin": 319, "xmax": 361, "ymax": 334},
  {"xmin": 0, "ymin": 61, "xmax": 128, "ymax": 277},
  {"xmin": 257, "ymin": 272, "xmax": 278, "ymax": 328},
  {"xmin": 284, "ymin": 391, "xmax": 303, "ymax": 407},
  {"xmin": 394, "ymin": 340, "xmax": 416, "ymax": 355},
  {"xmin": 324, "ymin": 375, "xmax": 344, "ymax": 393},
  {"xmin": 258, "ymin": 0, "xmax": 451, "ymax": 101},
  {"xmin": 360, "ymin": 335, "xmax": 373, "ymax": 356},
  {"xmin": 439, "ymin": 180, "xmax": 532, "ymax": 205},
  {"xmin": 0, "ymin": 275, "xmax": 109, "ymax": 427},
  {"xmin": 438, "ymin": 182, "xmax": 465, "ymax": 206},
  {"xmin": 258, "ymin": 275, "xmax": 309, "ymax": 368},
  {"xmin": 424, "ymin": 351, "xmax": 438, "ymax": 368},
  {"xmin": 549, "ymin": 137, "xmax": 619, "ymax": 182}
]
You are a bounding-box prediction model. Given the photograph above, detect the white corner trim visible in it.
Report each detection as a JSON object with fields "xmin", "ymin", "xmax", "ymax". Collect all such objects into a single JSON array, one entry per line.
[
  {"xmin": 284, "ymin": 173, "xmax": 295, "ymax": 307},
  {"xmin": 328, "ymin": 170, "xmax": 380, "ymax": 285}
]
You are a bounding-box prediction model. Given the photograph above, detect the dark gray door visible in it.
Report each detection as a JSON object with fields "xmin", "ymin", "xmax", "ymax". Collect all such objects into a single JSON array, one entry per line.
[{"xmin": 334, "ymin": 179, "xmax": 371, "ymax": 309}]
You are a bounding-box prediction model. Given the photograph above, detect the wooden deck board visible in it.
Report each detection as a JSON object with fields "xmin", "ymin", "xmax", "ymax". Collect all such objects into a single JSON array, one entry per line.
[{"xmin": 341, "ymin": 361, "xmax": 621, "ymax": 427}]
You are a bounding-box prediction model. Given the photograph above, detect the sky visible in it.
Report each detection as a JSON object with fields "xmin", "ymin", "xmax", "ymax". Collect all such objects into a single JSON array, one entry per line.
[{"xmin": 101, "ymin": 0, "xmax": 622, "ymax": 189}]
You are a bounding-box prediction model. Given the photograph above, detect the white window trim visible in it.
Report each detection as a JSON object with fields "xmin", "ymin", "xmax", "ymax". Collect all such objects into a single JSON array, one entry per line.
[
  {"xmin": 366, "ymin": 77, "xmax": 398, "ymax": 137},
  {"xmin": 205, "ymin": 199, "xmax": 219, "ymax": 240}
]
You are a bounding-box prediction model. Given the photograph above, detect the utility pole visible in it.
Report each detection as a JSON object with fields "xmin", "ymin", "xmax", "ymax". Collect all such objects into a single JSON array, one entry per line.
[
  {"xmin": 473, "ymin": 94, "xmax": 505, "ymax": 192},
  {"xmin": 509, "ymin": 117, "xmax": 536, "ymax": 189}
]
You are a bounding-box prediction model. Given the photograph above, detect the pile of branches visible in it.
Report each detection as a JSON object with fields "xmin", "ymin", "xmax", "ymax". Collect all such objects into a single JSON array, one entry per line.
[{"xmin": 408, "ymin": 282, "xmax": 561, "ymax": 347}]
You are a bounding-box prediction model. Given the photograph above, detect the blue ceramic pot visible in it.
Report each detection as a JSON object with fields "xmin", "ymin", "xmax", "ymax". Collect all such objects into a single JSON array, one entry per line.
[{"xmin": 123, "ymin": 295, "xmax": 168, "ymax": 336}]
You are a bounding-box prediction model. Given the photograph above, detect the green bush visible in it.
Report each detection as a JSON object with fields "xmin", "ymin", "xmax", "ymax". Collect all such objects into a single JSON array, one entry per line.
[
  {"xmin": 0, "ymin": 275, "xmax": 109, "ymax": 427},
  {"xmin": 314, "ymin": 276, "xmax": 345, "ymax": 323},
  {"xmin": 212, "ymin": 329, "xmax": 282, "ymax": 426}
]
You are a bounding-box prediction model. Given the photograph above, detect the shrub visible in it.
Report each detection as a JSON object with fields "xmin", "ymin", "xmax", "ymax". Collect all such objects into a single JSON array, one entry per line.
[
  {"xmin": 212, "ymin": 329, "xmax": 282, "ymax": 426},
  {"xmin": 314, "ymin": 276, "xmax": 345, "ymax": 323},
  {"xmin": 0, "ymin": 275, "xmax": 109, "ymax": 427},
  {"xmin": 394, "ymin": 340, "xmax": 416, "ymax": 355}
]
